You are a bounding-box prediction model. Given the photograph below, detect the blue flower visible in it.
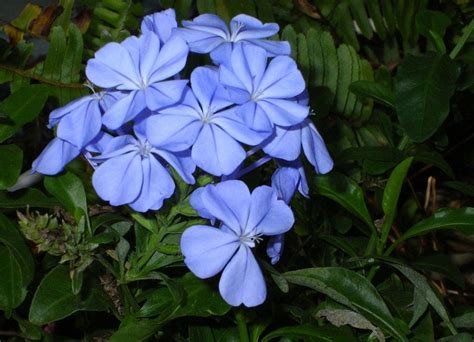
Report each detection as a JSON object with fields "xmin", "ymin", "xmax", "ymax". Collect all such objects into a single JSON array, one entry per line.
[
  {"xmin": 86, "ymin": 32, "xmax": 189, "ymax": 129},
  {"xmin": 181, "ymin": 180, "xmax": 294, "ymax": 307},
  {"xmin": 146, "ymin": 67, "xmax": 268, "ymax": 176},
  {"xmin": 32, "ymin": 137, "xmax": 81, "ymax": 175},
  {"xmin": 141, "ymin": 9, "xmax": 177, "ymax": 44},
  {"xmin": 91, "ymin": 125, "xmax": 195, "ymax": 212},
  {"xmin": 48, "ymin": 91, "xmax": 122, "ymax": 149},
  {"xmin": 263, "ymin": 119, "xmax": 334, "ymax": 174},
  {"xmin": 219, "ymin": 44, "xmax": 309, "ymax": 132},
  {"xmin": 267, "ymin": 161, "xmax": 308, "ymax": 264},
  {"xmin": 178, "ymin": 14, "xmax": 290, "ymax": 64}
]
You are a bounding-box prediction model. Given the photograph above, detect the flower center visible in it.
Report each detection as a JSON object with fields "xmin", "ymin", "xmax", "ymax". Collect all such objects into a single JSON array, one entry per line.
[
  {"xmin": 201, "ymin": 107, "xmax": 216, "ymax": 123},
  {"xmin": 230, "ymin": 21, "xmax": 245, "ymax": 42},
  {"xmin": 138, "ymin": 141, "xmax": 152, "ymax": 157},
  {"xmin": 239, "ymin": 232, "xmax": 263, "ymax": 248}
]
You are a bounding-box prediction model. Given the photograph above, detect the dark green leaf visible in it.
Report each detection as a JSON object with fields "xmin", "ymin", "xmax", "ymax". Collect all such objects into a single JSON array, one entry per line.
[
  {"xmin": 438, "ymin": 333, "xmax": 473, "ymax": 342},
  {"xmin": 313, "ymin": 173, "xmax": 374, "ymax": 232},
  {"xmin": 350, "ymin": 80, "xmax": 395, "ymax": 107},
  {"xmin": 284, "ymin": 267, "xmax": 408, "ymax": 341},
  {"xmin": 0, "ymin": 85, "xmax": 48, "ymax": 143},
  {"xmin": 452, "ymin": 311, "xmax": 474, "ymax": 329},
  {"xmin": 395, "ymin": 53, "xmax": 460, "ymax": 142},
  {"xmin": 29, "ymin": 265, "xmax": 108, "ymax": 325},
  {"xmin": 0, "ymin": 188, "xmax": 59, "ymax": 208},
  {"xmin": 44, "ymin": 171, "xmax": 88, "ymax": 222},
  {"xmin": 262, "ymin": 324, "xmax": 356, "ymax": 342},
  {"xmin": 138, "ymin": 273, "xmax": 230, "ymax": 320},
  {"xmin": 412, "ymin": 254, "xmax": 464, "ymax": 288},
  {"xmin": 416, "ymin": 10, "xmax": 451, "ymax": 39},
  {"xmin": 411, "ymin": 312, "xmax": 434, "ymax": 342},
  {"xmin": 0, "ymin": 144, "xmax": 23, "ymax": 189},
  {"xmin": 378, "ymin": 158, "xmax": 413, "ymax": 253},
  {"xmin": 189, "ymin": 325, "xmax": 216, "ymax": 342},
  {"xmin": 0, "ymin": 245, "xmax": 27, "ymax": 314},
  {"xmin": 389, "ymin": 208, "xmax": 474, "ymax": 252},
  {"xmin": 444, "ymin": 181, "xmax": 474, "ymax": 197},
  {"xmin": 411, "ymin": 149, "xmax": 454, "ymax": 179},
  {"xmin": 0, "ymin": 213, "xmax": 34, "ymax": 286},
  {"xmin": 386, "ymin": 262, "xmax": 456, "ymax": 335}
]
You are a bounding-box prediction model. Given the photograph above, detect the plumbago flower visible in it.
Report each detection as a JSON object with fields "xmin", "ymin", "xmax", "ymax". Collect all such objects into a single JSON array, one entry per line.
[
  {"xmin": 180, "ymin": 180, "xmax": 294, "ymax": 307},
  {"xmin": 178, "ymin": 13, "xmax": 290, "ymax": 64},
  {"xmin": 220, "ymin": 44, "xmax": 309, "ymax": 132},
  {"xmin": 91, "ymin": 124, "xmax": 195, "ymax": 212},
  {"xmin": 85, "ymin": 32, "xmax": 189, "ymax": 129},
  {"xmin": 146, "ymin": 67, "xmax": 268, "ymax": 176},
  {"xmin": 29, "ymin": 8, "xmax": 335, "ymax": 306}
]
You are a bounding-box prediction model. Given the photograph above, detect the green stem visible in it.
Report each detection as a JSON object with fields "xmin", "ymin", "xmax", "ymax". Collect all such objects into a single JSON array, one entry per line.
[
  {"xmin": 235, "ymin": 310, "xmax": 250, "ymax": 342},
  {"xmin": 450, "ymin": 19, "xmax": 474, "ymax": 60}
]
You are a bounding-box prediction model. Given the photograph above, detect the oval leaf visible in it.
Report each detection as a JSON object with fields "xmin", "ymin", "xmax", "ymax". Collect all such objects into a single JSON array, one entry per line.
[
  {"xmin": 44, "ymin": 171, "xmax": 88, "ymax": 222},
  {"xmin": 0, "ymin": 144, "xmax": 23, "ymax": 189},
  {"xmin": 0, "ymin": 245, "xmax": 28, "ymax": 314},
  {"xmin": 314, "ymin": 173, "xmax": 374, "ymax": 232},
  {"xmin": 395, "ymin": 53, "xmax": 460, "ymax": 142},
  {"xmin": 284, "ymin": 267, "xmax": 408, "ymax": 341}
]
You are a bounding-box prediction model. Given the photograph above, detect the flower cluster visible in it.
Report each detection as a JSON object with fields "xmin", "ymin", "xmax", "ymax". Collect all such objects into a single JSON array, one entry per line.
[{"xmin": 33, "ymin": 9, "xmax": 333, "ymax": 307}]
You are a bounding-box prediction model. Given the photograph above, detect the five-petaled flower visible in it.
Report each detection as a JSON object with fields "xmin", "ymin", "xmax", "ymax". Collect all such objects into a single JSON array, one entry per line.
[{"xmin": 181, "ymin": 180, "xmax": 294, "ymax": 307}]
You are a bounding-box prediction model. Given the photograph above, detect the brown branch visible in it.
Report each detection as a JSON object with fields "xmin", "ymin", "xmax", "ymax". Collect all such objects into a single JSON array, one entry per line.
[{"xmin": 0, "ymin": 63, "xmax": 85, "ymax": 90}]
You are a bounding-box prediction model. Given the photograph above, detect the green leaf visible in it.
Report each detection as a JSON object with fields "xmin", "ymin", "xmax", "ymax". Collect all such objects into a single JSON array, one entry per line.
[
  {"xmin": 395, "ymin": 53, "xmax": 460, "ymax": 142},
  {"xmin": 411, "ymin": 312, "xmax": 434, "ymax": 342},
  {"xmin": 416, "ymin": 10, "xmax": 451, "ymax": 39},
  {"xmin": 284, "ymin": 267, "xmax": 408, "ymax": 341},
  {"xmin": 138, "ymin": 273, "xmax": 230, "ymax": 320},
  {"xmin": 387, "ymin": 208, "xmax": 474, "ymax": 254},
  {"xmin": 412, "ymin": 254, "xmax": 465, "ymax": 288},
  {"xmin": 189, "ymin": 325, "xmax": 216, "ymax": 342},
  {"xmin": 0, "ymin": 85, "xmax": 48, "ymax": 143},
  {"xmin": 0, "ymin": 213, "xmax": 34, "ymax": 286},
  {"xmin": 29, "ymin": 265, "xmax": 108, "ymax": 325},
  {"xmin": 350, "ymin": 80, "xmax": 395, "ymax": 108},
  {"xmin": 0, "ymin": 245, "xmax": 28, "ymax": 314},
  {"xmin": 44, "ymin": 171, "xmax": 88, "ymax": 223},
  {"xmin": 452, "ymin": 311, "xmax": 474, "ymax": 329},
  {"xmin": 444, "ymin": 181, "xmax": 474, "ymax": 197},
  {"xmin": 410, "ymin": 148, "xmax": 454, "ymax": 179},
  {"xmin": 378, "ymin": 158, "xmax": 413, "ymax": 253},
  {"xmin": 0, "ymin": 188, "xmax": 59, "ymax": 208},
  {"xmin": 0, "ymin": 144, "xmax": 23, "ymax": 189},
  {"xmin": 386, "ymin": 263, "xmax": 457, "ymax": 335},
  {"xmin": 262, "ymin": 324, "xmax": 356, "ymax": 342},
  {"xmin": 313, "ymin": 173, "xmax": 374, "ymax": 232}
]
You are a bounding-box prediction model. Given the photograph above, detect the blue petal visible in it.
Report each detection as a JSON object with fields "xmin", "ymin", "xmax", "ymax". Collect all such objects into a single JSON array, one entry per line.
[
  {"xmin": 229, "ymin": 43, "xmax": 268, "ymax": 94},
  {"xmin": 190, "ymin": 187, "xmax": 215, "ymax": 223},
  {"xmin": 141, "ymin": 9, "xmax": 177, "ymax": 43},
  {"xmin": 301, "ymin": 120, "xmax": 334, "ymax": 174},
  {"xmin": 137, "ymin": 33, "xmax": 161, "ymax": 82},
  {"xmin": 246, "ymin": 39, "xmax": 291, "ymax": 56},
  {"xmin": 258, "ymin": 56, "xmax": 306, "ymax": 99},
  {"xmin": 177, "ymin": 28, "xmax": 225, "ymax": 54},
  {"xmin": 209, "ymin": 42, "xmax": 233, "ymax": 65},
  {"xmin": 154, "ymin": 149, "xmax": 196, "ymax": 185},
  {"xmin": 85, "ymin": 40, "xmax": 140, "ymax": 90},
  {"xmin": 148, "ymin": 35, "xmax": 189, "ymax": 83},
  {"xmin": 231, "ymin": 14, "xmax": 279, "ymax": 40},
  {"xmin": 191, "ymin": 67, "xmax": 233, "ymax": 113},
  {"xmin": 102, "ymin": 90, "xmax": 147, "ymax": 129},
  {"xmin": 145, "ymin": 80, "xmax": 188, "ymax": 110},
  {"xmin": 257, "ymin": 99, "xmax": 309, "ymax": 127},
  {"xmin": 146, "ymin": 112, "xmax": 201, "ymax": 152},
  {"xmin": 48, "ymin": 95, "xmax": 94, "ymax": 128},
  {"xmin": 181, "ymin": 14, "xmax": 229, "ymax": 39},
  {"xmin": 192, "ymin": 124, "xmax": 246, "ymax": 176},
  {"xmin": 92, "ymin": 152, "xmax": 143, "ymax": 206},
  {"xmin": 248, "ymin": 185, "xmax": 294, "ymax": 236},
  {"xmin": 219, "ymin": 245, "xmax": 266, "ymax": 307},
  {"xmin": 56, "ymin": 100, "xmax": 102, "ymax": 149},
  {"xmin": 32, "ymin": 138, "xmax": 81, "ymax": 175},
  {"xmin": 266, "ymin": 234, "xmax": 284, "ymax": 265},
  {"xmin": 85, "ymin": 132, "xmax": 114, "ymax": 154},
  {"xmin": 219, "ymin": 64, "xmax": 250, "ymax": 104},
  {"xmin": 212, "ymin": 107, "xmax": 271, "ymax": 146},
  {"xmin": 181, "ymin": 225, "xmax": 239, "ymax": 278},
  {"xmin": 271, "ymin": 166, "xmax": 300, "ymax": 204},
  {"xmin": 236, "ymin": 101, "xmax": 273, "ymax": 133},
  {"xmin": 200, "ymin": 180, "xmax": 251, "ymax": 234},
  {"xmin": 262, "ymin": 124, "xmax": 302, "ymax": 160},
  {"xmin": 129, "ymin": 155, "xmax": 175, "ymax": 212}
]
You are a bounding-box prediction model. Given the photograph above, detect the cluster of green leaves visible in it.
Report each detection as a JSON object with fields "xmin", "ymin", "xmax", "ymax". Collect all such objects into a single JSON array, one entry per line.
[{"xmin": 0, "ymin": 0, "xmax": 474, "ymax": 341}]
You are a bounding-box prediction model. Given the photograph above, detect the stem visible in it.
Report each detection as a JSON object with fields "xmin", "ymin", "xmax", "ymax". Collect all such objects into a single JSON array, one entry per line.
[
  {"xmin": 450, "ymin": 19, "xmax": 474, "ymax": 60},
  {"xmin": 235, "ymin": 310, "xmax": 250, "ymax": 342},
  {"xmin": 235, "ymin": 156, "xmax": 272, "ymax": 179}
]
